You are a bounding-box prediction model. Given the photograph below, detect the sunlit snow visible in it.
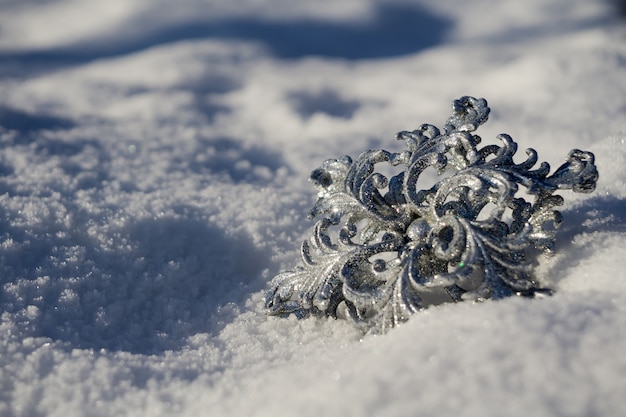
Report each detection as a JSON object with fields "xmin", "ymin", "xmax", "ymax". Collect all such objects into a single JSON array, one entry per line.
[{"xmin": 0, "ymin": 1, "xmax": 625, "ymax": 416}]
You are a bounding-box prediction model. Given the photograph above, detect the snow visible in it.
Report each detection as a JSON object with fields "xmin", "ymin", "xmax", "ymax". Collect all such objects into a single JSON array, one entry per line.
[{"xmin": 0, "ymin": 0, "xmax": 625, "ymax": 415}]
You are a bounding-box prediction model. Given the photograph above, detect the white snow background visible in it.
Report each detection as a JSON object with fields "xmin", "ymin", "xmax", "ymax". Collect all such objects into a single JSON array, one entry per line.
[{"xmin": 1, "ymin": 0, "xmax": 625, "ymax": 416}]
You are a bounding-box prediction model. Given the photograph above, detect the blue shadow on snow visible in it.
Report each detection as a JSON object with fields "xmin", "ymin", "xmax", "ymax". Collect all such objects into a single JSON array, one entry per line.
[
  {"xmin": 0, "ymin": 209, "xmax": 272, "ymax": 355},
  {"xmin": 0, "ymin": 3, "xmax": 452, "ymax": 76}
]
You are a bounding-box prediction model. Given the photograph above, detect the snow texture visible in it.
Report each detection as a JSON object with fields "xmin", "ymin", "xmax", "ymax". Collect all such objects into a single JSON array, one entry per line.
[{"xmin": 0, "ymin": 0, "xmax": 625, "ymax": 416}]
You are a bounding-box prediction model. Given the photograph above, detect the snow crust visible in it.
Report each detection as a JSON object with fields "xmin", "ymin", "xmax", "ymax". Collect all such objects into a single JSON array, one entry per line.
[{"xmin": 0, "ymin": 0, "xmax": 625, "ymax": 416}]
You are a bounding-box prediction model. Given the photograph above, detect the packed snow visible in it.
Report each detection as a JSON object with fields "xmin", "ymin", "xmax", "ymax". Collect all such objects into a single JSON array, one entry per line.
[{"xmin": 0, "ymin": 0, "xmax": 625, "ymax": 416}]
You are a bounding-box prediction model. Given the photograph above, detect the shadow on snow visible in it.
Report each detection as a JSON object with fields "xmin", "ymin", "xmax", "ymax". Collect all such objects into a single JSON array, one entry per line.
[
  {"xmin": 0, "ymin": 208, "xmax": 272, "ymax": 354},
  {"xmin": 0, "ymin": 3, "xmax": 452, "ymax": 76},
  {"xmin": 541, "ymin": 194, "xmax": 626, "ymax": 287},
  {"xmin": 0, "ymin": 106, "xmax": 75, "ymax": 132}
]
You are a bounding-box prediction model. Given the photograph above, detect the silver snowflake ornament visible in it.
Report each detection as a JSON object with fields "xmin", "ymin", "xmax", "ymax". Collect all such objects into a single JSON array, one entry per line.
[{"xmin": 265, "ymin": 96, "xmax": 598, "ymax": 334}]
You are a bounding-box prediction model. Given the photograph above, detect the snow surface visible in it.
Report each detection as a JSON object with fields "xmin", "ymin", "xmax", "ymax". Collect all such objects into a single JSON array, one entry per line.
[{"xmin": 0, "ymin": 0, "xmax": 625, "ymax": 416}]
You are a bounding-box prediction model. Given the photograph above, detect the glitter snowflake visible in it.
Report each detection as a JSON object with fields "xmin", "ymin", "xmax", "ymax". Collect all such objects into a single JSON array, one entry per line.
[{"xmin": 265, "ymin": 96, "xmax": 598, "ymax": 333}]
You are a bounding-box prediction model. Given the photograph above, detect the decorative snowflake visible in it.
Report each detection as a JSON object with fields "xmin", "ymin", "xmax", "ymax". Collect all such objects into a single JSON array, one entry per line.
[{"xmin": 265, "ymin": 96, "xmax": 598, "ymax": 333}]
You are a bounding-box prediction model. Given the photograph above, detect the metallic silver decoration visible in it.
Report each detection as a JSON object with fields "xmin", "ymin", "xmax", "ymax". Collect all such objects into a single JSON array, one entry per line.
[{"xmin": 265, "ymin": 96, "xmax": 598, "ymax": 333}]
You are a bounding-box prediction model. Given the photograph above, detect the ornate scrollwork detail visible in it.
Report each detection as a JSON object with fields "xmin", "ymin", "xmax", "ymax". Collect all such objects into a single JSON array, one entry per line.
[{"xmin": 265, "ymin": 96, "xmax": 598, "ymax": 333}]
